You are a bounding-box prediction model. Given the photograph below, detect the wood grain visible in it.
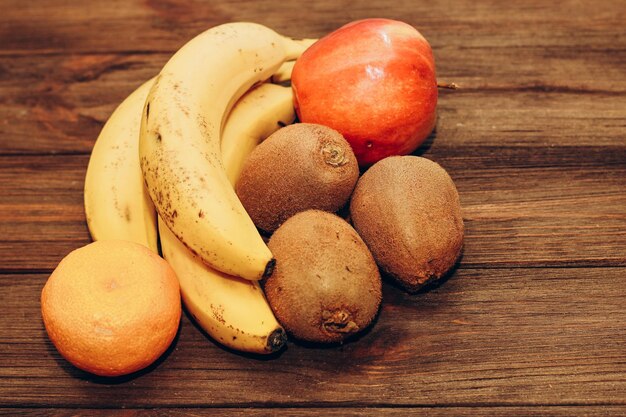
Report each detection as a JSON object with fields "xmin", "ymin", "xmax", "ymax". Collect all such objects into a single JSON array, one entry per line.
[
  {"xmin": 2, "ymin": 407, "xmax": 626, "ymax": 416},
  {"xmin": 0, "ymin": 154, "xmax": 624, "ymax": 271},
  {"xmin": 1, "ymin": 0, "xmax": 625, "ymax": 414},
  {"xmin": 1, "ymin": 50, "xmax": 625, "ymax": 154},
  {"xmin": 2, "ymin": 0, "xmax": 625, "ymax": 55},
  {"xmin": 1, "ymin": 269, "xmax": 624, "ymax": 408}
]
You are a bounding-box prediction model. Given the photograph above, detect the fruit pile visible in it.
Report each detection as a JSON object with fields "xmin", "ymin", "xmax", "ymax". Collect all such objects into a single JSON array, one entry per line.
[{"xmin": 41, "ymin": 19, "xmax": 463, "ymax": 377}]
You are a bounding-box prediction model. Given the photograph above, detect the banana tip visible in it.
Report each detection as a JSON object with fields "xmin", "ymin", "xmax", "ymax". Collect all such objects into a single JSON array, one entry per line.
[
  {"xmin": 267, "ymin": 328, "xmax": 287, "ymax": 352},
  {"xmin": 263, "ymin": 258, "xmax": 276, "ymax": 278}
]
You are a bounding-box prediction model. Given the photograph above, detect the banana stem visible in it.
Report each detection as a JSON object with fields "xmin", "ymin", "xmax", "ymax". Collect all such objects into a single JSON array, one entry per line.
[
  {"xmin": 272, "ymin": 60, "xmax": 296, "ymax": 84},
  {"xmin": 282, "ymin": 37, "xmax": 318, "ymax": 60}
]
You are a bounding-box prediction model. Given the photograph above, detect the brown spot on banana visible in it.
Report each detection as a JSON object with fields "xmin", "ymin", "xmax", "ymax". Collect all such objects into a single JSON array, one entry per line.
[{"xmin": 211, "ymin": 304, "xmax": 225, "ymax": 325}]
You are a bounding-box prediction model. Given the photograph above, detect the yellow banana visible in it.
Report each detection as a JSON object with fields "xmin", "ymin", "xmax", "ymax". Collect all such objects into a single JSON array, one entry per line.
[
  {"xmin": 272, "ymin": 61, "xmax": 296, "ymax": 84},
  {"xmin": 272, "ymin": 39, "xmax": 316, "ymax": 84},
  {"xmin": 222, "ymin": 83, "xmax": 296, "ymax": 183},
  {"xmin": 140, "ymin": 22, "xmax": 308, "ymax": 280},
  {"xmin": 285, "ymin": 37, "xmax": 318, "ymax": 54},
  {"xmin": 160, "ymin": 83, "xmax": 295, "ymax": 354},
  {"xmin": 84, "ymin": 78, "xmax": 158, "ymax": 252},
  {"xmin": 159, "ymin": 220, "xmax": 286, "ymax": 354},
  {"xmin": 83, "ymin": 53, "xmax": 303, "ymax": 252}
]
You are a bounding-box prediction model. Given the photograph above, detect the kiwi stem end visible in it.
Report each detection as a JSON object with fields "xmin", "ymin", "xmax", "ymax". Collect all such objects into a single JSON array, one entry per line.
[
  {"xmin": 322, "ymin": 309, "xmax": 359, "ymax": 334},
  {"xmin": 321, "ymin": 143, "xmax": 348, "ymax": 167}
]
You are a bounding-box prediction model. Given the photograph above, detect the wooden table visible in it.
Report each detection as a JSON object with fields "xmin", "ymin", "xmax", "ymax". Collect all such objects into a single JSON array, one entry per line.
[{"xmin": 1, "ymin": 0, "xmax": 625, "ymax": 415}]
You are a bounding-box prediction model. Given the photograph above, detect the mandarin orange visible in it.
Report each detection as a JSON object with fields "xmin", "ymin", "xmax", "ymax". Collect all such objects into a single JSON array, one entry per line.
[{"xmin": 41, "ymin": 240, "xmax": 181, "ymax": 377}]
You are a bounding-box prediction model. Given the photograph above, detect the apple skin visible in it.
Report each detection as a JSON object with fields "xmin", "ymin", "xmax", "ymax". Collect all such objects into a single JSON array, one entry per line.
[{"xmin": 292, "ymin": 18, "xmax": 437, "ymax": 166}]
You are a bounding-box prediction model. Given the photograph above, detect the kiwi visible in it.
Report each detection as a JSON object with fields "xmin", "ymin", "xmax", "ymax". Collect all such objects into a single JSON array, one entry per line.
[
  {"xmin": 350, "ymin": 156, "xmax": 464, "ymax": 292},
  {"xmin": 264, "ymin": 210, "xmax": 382, "ymax": 343},
  {"xmin": 236, "ymin": 123, "xmax": 359, "ymax": 233}
]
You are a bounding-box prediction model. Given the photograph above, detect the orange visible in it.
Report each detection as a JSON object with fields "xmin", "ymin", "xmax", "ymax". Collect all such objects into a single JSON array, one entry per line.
[{"xmin": 41, "ymin": 240, "xmax": 181, "ymax": 377}]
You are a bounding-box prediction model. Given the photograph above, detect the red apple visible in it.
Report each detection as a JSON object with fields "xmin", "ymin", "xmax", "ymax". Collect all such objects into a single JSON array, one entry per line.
[{"xmin": 292, "ymin": 18, "xmax": 437, "ymax": 166}]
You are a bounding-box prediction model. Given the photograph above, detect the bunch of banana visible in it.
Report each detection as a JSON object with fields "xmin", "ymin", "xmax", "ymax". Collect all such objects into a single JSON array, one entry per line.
[
  {"xmin": 140, "ymin": 22, "xmax": 313, "ymax": 281},
  {"xmin": 159, "ymin": 82, "xmax": 296, "ymax": 354},
  {"xmin": 84, "ymin": 22, "xmax": 316, "ymax": 353},
  {"xmin": 84, "ymin": 78, "xmax": 158, "ymax": 252}
]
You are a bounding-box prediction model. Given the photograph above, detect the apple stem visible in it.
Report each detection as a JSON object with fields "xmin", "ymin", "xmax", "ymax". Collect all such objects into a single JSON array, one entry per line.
[{"xmin": 437, "ymin": 82, "xmax": 459, "ymax": 90}]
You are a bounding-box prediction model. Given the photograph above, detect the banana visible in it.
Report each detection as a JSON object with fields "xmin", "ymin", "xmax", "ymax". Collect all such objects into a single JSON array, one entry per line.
[
  {"xmin": 160, "ymin": 83, "xmax": 295, "ymax": 354},
  {"xmin": 222, "ymin": 83, "xmax": 296, "ymax": 183},
  {"xmin": 271, "ymin": 38, "xmax": 316, "ymax": 84},
  {"xmin": 286, "ymin": 37, "xmax": 318, "ymax": 53},
  {"xmin": 160, "ymin": 218, "xmax": 286, "ymax": 354},
  {"xmin": 83, "ymin": 45, "xmax": 304, "ymax": 252},
  {"xmin": 84, "ymin": 78, "xmax": 158, "ymax": 252},
  {"xmin": 140, "ymin": 22, "xmax": 308, "ymax": 280},
  {"xmin": 272, "ymin": 60, "xmax": 296, "ymax": 84}
]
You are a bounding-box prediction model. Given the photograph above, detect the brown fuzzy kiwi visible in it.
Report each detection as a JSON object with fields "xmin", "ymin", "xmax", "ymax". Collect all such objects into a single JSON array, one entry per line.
[
  {"xmin": 350, "ymin": 156, "xmax": 464, "ymax": 292},
  {"xmin": 236, "ymin": 123, "xmax": 359, "ymax": 233},
  {"xmin": 264, "ymin": 210, "xmax": 382, "ymax": 343}
]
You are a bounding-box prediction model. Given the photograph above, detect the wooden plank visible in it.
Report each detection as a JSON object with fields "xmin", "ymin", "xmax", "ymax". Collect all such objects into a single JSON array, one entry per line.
[
  {"xmin": 0, "ymin": 269, "xmax": 623, "ymax": 407},
  {"xmin": 1, "ymin": 407, "xmax": 625, "ymax": 416},
  {"xmin": 0, "ymin": 156, "xmax": 89, "ymax": 272},
  {"xmin": 0, "ymin": 54, "xmax": 163, "ymax": 154},
  {"xmin": 0, "ymin": 154, "xmax": 624, "ymax": 271},
  {"xmin": 1, "ymin": 0, "xmax": 625, "ymax": 54},
  {"xmin": 0, "ymin": 0, "xmax": 624, "ymax": 413},
  {"xmin": 1, "ymin": 46, "xmax": 624, "ymax": 154}
]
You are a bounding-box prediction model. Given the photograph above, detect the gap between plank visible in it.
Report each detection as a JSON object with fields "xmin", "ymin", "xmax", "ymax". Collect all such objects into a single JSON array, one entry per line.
[
  {"xmin": 0, "ymin": 402, "xmax": 623, "ymax": 409},
  {"xmin": 2, "ymin": 265, "xmax": 626, "ymax": 276}
]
